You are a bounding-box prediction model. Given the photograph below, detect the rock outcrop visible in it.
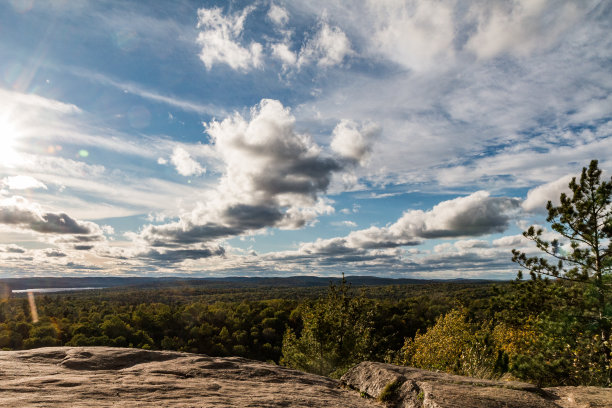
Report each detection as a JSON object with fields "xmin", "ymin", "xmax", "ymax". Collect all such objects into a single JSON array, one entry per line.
[
  {"xmin": 341, "ymin": 361, "xmax": 612, "ymax": 408},
  {"xmin": 1, "ymin": 348, "xmax": 610, "ymax": 407},
  {"xmin": 0, "ymin": 347, "xmax": 378, "ymax": 407}
]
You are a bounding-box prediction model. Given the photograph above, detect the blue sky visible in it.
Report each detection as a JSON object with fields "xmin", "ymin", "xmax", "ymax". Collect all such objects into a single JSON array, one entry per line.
[{"xmin": 0, "ymin": 0, "xmax": 610, "ymax": 279}]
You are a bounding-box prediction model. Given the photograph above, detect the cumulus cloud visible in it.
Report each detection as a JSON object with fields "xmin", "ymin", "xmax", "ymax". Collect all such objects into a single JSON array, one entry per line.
[
  {"xmin": 522, "ymin": 174, "xmax": 573, "ymax": 212},
  {"xmin": 387, "ymin": 191, "xmax": 521, "ymax": 239},
  {"xmin": 331, "ymin": 119, "xmax": 379, "ymax": 164},
  {"xmin": 0, "ymin": 196, "xmax": 108, "ymax": 256},
  {"xmin": 269, "ymin": 19, "xmax": 352, "ymax": 70},
  {"xmin": 0, "ymin": 244, "xmax": 26, "ymax": 254},
  {"xmin": 207, "ymin": 99, "xmax": 340, "ymax": 217},
  {"xmin": 195, "ymin": 4, "xmax": 351, "ymax": 72},
  {"xmin": 453, "ymin": 239, "xmax": 491, "ymax": 251},
  {"xmin": 2, "ymin": 175, "xmax": 47, "ymax": 190},
  {"xmin": 493, "ymin": 234, "xmax": 528, "ymax": 248},
  {"xmin": 322, "ymin": 191, "xmax": 519, "ymax": 253},
  {"xmin": 170, "ymin": 146, "xmax": 206, "ymax": 177},
  {"xmin": 298, "ymin": 22, "xmax": 352, "ymax": 67},
  {"xmin": 271, "ymin": 190, "xmax": 520, "ymax": 266},
  {"xmin": 142, "ymin": 245, "xmax": 225, "ymax": 263},
  {"xmin": 44, "ymin": 248, "xmax": 67, "ymax": 257},
  {"xmin": 136, "ymin": 99, "xmax": 352, "ymax": 258},
  {"xmin": 268, "ymin": 4, "xmax": 289, "ymax": 26},
  {"xmin": 271, "ymin": 42, "xmax": 297, "ymax": 67},
  {"xmin": 196, "ymin": 6, "xmax": 263, "ymax": 70},
  {"xmin": 0, "ymin": 196, "xmax": 103, "ymax": 235}
]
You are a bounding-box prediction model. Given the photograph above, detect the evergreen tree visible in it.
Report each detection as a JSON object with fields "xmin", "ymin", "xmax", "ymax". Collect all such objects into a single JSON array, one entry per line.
[
  {"xmin": 512, "ymin": 159, "xmax": 612, "ymax": 383},
  {"xmin": 280, "ymin": 275, "xmax": 375, "ymax": 378}
]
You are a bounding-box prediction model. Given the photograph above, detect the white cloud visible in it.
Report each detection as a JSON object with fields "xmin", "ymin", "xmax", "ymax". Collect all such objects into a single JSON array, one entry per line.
[
  {"xmin": 522, "ymin": 174, "xmax": 573, "ymax": 212},
  {"xmin": 2, "ymin": 175, "xmax": 47, "ymax": 190},
  {"xmin": 0, "ymin": 244, "xmax": 26, "ymax": 253},
  {"xmin": 268, "ymin": 4, "xmax": 289, "ymax": 26},
  {"xmin": 493, "ymin": 234, "xmax": 527, "ymax": 248},
  {"xmin": 351, "ymin": 191, "xmax": 521, "ymax": 246},
  {"xmin": 296, "ymin": 3, "xmax": 612, "ymax": 191},
  {"xmin": 466, "ymin": 0, "xmax": 583, "ymax": 59},
  {"xmin": 0, "ymin": 195, "xmax": 103, "ymax": 237},
  {"xmin": 206, "ymin": 99, "xmax": 339, "ymax": 219},
  {"xmin": 12, "ymin": 153, "xmax": 205, "ymax": 220},
  {"xmin": 366, "ymin": 0, "xmax": 455, "ymax": 71},
  {"xmin": 332, "ymin": 220, "xmax": 357, "ymax": 228},
  {"xmin": 269, "ymin": 19, "xmax": 352, "ymax": 70},
  {"xmin": 68, "ymin": 67, "xmax": 226, "ymax": 116},
  {"xmin": 170, "ymin": 146, "xmax": 206, "ymax": 177},
  {"xmin": 331, "ymin": 119, "xmax": 379, "ymax": 164},
  {"xmin": 298, "ymin": 22, "xmax": 352, "ymax": 67},
  {"xmin": 0, "ymin": 87, "xmax": 81, "ymax": 115},
  {"xmin": 135, "ymin": 99, "xmax": 355, "ymax": 259},
  {"xmin": 196, "ymin": 6, "xmax": 263, "ymax": 71},
  {"xmin": 453, "ymin": 239, "xmax": 490, "ymax": 251},
  {"xmin": 270, "ymin": 191, "xmax": 520, "ymax": 267},
  {"xmin": 271, "ymin": 42, "xmax": 297, "ymax": 67}
]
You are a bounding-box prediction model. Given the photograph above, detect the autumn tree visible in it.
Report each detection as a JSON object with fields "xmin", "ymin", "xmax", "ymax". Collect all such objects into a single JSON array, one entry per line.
[{"xmin": 512, "ymin": 159, "xmax": 611, "ymax": 383}]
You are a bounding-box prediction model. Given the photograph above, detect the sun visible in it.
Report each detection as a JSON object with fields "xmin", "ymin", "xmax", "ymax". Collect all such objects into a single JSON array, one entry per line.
[{"xmin": 0, "ymin": 114, "xmax": 21, "ymax": 166}]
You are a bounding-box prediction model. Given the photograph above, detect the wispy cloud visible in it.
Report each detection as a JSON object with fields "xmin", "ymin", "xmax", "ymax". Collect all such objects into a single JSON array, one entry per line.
[{"xmin": 67, "ymin": 68, "xmax": 226, "ymax": 116}]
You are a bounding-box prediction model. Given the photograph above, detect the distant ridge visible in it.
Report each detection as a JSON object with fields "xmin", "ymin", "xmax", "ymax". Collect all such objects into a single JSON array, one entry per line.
[{"xmin": 0, "ymin": 275, "xmax": 496, "ymax": 291}]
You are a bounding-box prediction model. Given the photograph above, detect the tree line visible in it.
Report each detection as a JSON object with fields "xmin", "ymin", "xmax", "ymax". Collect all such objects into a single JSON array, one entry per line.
[{"xmin": 0, "ymin": 280, "xmax": 488, "ymax": 366}]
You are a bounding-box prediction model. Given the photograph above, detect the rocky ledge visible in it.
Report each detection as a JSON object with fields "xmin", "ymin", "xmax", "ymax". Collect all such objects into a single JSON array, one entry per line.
[
  {"xmin": 0, "ymin": 348, "xmax": 609, "ymax": 407},
  {"xmin": 0, "ymin": 347, "xmax": 377, "ymax": 407},
  {"xmin": 341, "ymin": 361, "xmax": 612, "ymax": 408}
]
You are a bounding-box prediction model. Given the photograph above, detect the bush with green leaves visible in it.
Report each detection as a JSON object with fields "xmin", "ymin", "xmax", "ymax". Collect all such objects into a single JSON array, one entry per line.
[{"xmin": 281, "ymin": 275, "xmax": 375, "ymax": 378}]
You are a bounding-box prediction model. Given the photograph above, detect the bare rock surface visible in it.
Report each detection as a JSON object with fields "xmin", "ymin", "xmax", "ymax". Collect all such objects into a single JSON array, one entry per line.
[
  {"xmin": 341, "ymin": 362, "xmax": 612, "ymax": 408},
  {"xmin": 0, "ymin": 347, "xmax": 380, "ymax": 407}
]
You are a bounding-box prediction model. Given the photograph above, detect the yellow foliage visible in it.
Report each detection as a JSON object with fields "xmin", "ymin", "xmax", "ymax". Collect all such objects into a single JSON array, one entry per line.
[
  {"xmin": 491, "ymin": 321, "xmax": 538, "ymax": 358},
  {"xmin": 399, "ymin": 309, "xmax": 476, "ymax": 373}
]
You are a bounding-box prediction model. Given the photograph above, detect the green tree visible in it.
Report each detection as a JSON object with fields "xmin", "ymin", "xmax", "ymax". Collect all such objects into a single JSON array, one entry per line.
[
  {"xmin": 512, "ymin": 159, "xmax": 612, "ymax": 383},
  {"xmin": 281, "ymin": 275, "xmax": 375, "ymax": 378}
]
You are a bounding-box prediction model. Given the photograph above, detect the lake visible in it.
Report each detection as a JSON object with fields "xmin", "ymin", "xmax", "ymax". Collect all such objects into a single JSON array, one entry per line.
[{"xmin": 12, "ymin": 287, "xmax": 105, "ymax": 294}]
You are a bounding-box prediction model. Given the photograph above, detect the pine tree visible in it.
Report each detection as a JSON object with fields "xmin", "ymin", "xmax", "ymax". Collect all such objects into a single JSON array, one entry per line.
[
  {"xmin": 512, "ymin": 159, "xmax": 611, "ymax": 383},
  {"xmin": 280, "ymin": 274, "xmax": 374, "ymax": 377}
]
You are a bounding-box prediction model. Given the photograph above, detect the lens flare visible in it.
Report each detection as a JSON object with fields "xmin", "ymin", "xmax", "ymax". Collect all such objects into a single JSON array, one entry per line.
[
  {"xmin": 0, "ymin": 283, "xmax": 9, "ymax": 302},
  {"xmin": 27, "ymin": 291, "xmax": 39, "ymax": 323}
]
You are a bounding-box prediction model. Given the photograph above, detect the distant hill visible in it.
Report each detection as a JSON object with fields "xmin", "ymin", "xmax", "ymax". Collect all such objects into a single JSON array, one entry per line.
[{"xmin": 0, "ymin": 275, "xmax": 496, "ymax": 291}]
